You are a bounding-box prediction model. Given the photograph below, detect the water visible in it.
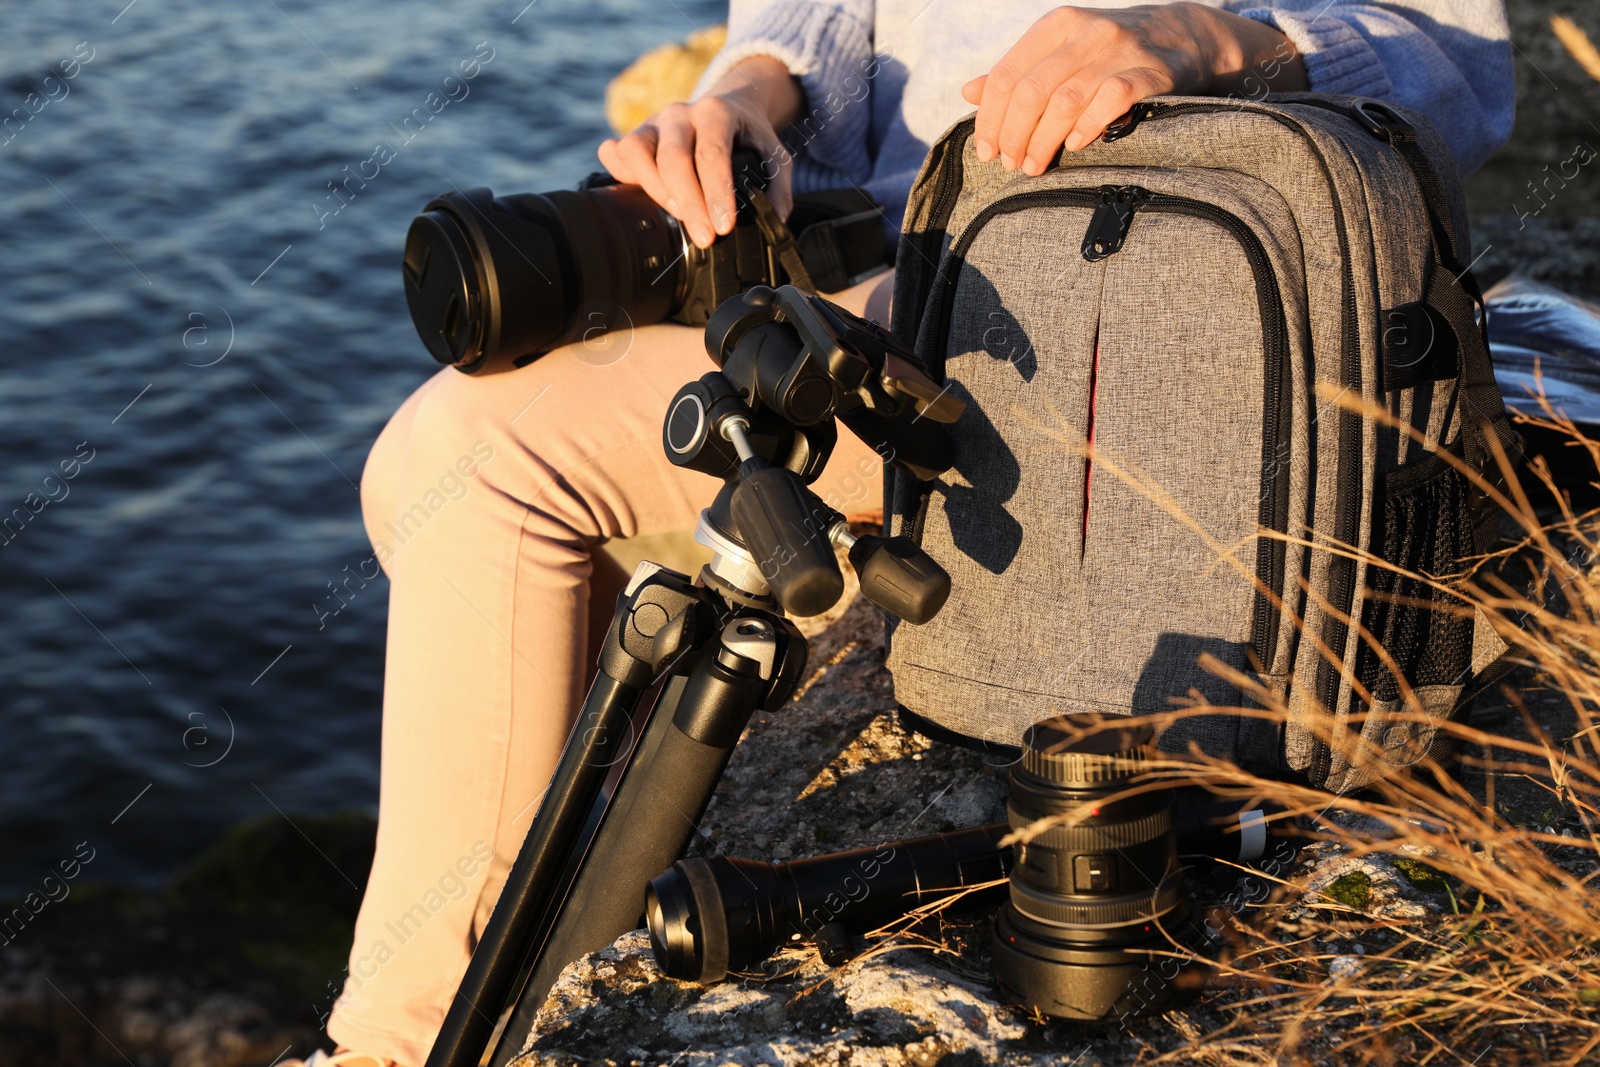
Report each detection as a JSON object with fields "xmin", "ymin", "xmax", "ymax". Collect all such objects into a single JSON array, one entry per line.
[{"xmin": 0, "ymin": 0, "xmax": 722, "ymax": 895}]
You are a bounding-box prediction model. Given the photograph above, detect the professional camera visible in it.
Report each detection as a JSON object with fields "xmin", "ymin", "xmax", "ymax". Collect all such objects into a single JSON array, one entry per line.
[{"xmin": 402, "ymin": 150, "xmax": 889, "ymax": 375}]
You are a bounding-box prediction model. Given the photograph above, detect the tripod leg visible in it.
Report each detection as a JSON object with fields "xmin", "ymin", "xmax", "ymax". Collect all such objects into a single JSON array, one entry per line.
[
  {"xmin": 425, "ymin": 566, "xmax": 717, "ymax": 1067},
  {"xmin": 485, "ymin": 611, "xmax": 807, "ymax": 1067}
]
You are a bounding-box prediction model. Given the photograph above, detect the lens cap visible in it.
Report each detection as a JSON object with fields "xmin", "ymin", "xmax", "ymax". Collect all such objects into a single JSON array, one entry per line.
[{"xmin": 404, "ymin": 197, "xmax": 488, "ymax": 368}]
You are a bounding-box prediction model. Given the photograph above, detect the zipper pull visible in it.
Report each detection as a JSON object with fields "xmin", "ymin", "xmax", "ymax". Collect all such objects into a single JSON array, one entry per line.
[
  {"xmin": 1080, "ymin": 185, "xmax": 1149, "ymax": 262},
  {"xmin": 1101, "ymin": 101, "xmax": 1161, "ymax": 142}
]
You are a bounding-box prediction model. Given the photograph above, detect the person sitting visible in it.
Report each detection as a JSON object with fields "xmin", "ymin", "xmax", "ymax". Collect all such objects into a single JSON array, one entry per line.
[{"xmin": 296, "ymin": 3, "xmax": 1512, "ymax": 1064}]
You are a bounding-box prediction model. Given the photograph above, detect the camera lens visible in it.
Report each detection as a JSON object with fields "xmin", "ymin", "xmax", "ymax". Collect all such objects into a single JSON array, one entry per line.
[
  {"xmin": 992, "ymin": 712, "xmax": 1203, "ymax": 1022},
  {"xmin": 645, "ymin": 825, "xmax": 1012, "ymax": 983},
  {"xmin": 403, "ymin": 181, "xmax": 685, "ymax": 375}
]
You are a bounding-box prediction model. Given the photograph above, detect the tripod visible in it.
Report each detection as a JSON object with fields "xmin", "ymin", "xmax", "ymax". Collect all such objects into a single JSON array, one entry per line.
[{"xmin": 424, "ymin": 286, "xmax": 964, "ymax": 1067}]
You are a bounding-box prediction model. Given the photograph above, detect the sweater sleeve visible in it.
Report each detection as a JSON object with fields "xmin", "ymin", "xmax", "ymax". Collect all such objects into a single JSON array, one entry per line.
[
  {"xmin": 1233, "ymin": 0, "xmax": 1514, "ymax": 174},
  {"xmin": 692, "ymin": 0, "xmax": 877, "ymax": 186}
]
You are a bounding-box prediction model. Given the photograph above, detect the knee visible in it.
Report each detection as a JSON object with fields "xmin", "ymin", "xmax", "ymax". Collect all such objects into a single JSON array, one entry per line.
[
  {"xmin": 359, "ymin": 369, "xmax": 505, "ymax": 551},
  {"xmin": 408, "ymin": 368, "xmax": 508, "ymax": 467},
  {"xmin": 374, "ymin": 363, "xmax": 590, "ymax": 523},
  {"xmin": 361, "ymin": 394, "xmax": 411, "ymax": 535}
]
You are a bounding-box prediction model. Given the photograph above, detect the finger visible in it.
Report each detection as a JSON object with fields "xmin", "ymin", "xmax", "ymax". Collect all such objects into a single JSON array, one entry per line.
[
  {"xmin": 972, "ymin": 7, "xmax": 1075, "ymax": 163},
  {"xmin": 1064, "ymin": 68, "xmax": 1165, "ymax": 152},
  {"xmin": 688, "ymin": 97, "xmax": 738, "ymax": 235},
  {"xmin": 653, "ymin": 106, "xmax": 716, "ymax": 248},
  {"xmin": 1018, "ymin": 67, "xmax": 1108, "ymax": 175},
  {"xmin": 612, "ymin": 125, "xmax": 672, "ymax": 212},
  {"xmin": 961, "ymin": 74, "xmax": 985, "ymax": 106},
  {"xmin": 597, "ymin": 138, "xmax": 635, "ymax": 183},
  {"xmin": 994, "ymin": 45, "xmax": 1097, "ymax": 171}
]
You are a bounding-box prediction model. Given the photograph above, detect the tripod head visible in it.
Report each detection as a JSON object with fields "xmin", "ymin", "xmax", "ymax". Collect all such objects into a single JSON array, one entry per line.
[{"xmin": 662, "ymin": 285, "xmax": 961, "ymax": 623}]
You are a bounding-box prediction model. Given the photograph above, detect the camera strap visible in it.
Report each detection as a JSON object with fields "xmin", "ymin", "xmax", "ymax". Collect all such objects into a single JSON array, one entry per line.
[{"xmin": 745, "ymin": 186, "xmax": 817, "ymax": 295}]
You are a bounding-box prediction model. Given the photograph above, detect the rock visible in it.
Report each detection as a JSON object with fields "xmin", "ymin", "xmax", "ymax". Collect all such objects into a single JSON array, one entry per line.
[
  {"xmin": 604, "ymin": 26, "xmax": 727, "ymax": 136},
  {"xmin": 0, "ymin": 812, "xmax": 374, "ymax": 1065},
  {"xmin": 515, "ymin": 932, "xmax": 1067, "ymax": 1067},
  {"xmin": 1282, "ymin": 808, "xmax": 1461, "ymax": 924},
  {"xmin": 1327, "ymin": 955, "xmax": 1364, "ymax": 980},
  {"xmin": 686, "ymin": 588, "xmax": 1010, "ymax": 873},
  {"xmin": 0, "ymin": 972, "xmax": 303, "ymax": 1067},
  {"xmin": 1473, "ymin": 214, "xmax": 1600, "ymax": 302}
]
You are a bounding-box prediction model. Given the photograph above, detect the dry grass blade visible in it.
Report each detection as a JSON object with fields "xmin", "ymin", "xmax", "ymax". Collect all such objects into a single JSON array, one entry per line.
[
  {"xmin": 1552, "ymin": 14, "xmax": 1600, "ymax": 82},
  {"xmin": 995, "ymin": 396, "xmax": 1600, "ymax": 1062}
]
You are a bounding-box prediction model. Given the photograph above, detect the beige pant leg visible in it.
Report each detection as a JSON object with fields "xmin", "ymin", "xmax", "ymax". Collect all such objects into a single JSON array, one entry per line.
[{"xmin": 328, "ymin": 274, "xmax": 891, "ymax": 1065}]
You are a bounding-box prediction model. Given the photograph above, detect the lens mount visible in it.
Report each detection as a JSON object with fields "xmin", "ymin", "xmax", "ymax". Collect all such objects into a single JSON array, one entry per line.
[
  {"xmin": 662, "ymin": 211, "xmax": 693, "ymax": 312},
  {"xmin": 992, "ymin": 896, "xmax": 1203, "ymax": 1022}
]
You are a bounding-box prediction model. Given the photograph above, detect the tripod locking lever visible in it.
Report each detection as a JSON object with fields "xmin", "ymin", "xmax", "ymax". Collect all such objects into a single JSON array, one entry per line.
[
  {"xmin": 729, "ymin": 463, "xmax": 845, "ymax": 618},
  {"xmin": 599, "ymin": 567, "xmax": 718, "ymax": 687},
  {"xmin": 829, "ymin": 522, "xmax": 952, "ymax": 625},
  {"xmin": 716, "ymin": 413, "xmax": 847, "ymax": 617}
]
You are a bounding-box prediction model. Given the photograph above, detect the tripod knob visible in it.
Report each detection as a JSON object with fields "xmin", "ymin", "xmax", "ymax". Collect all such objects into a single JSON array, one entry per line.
[
  {"xmin": 729, "ymin": 465, "xmax": 844, "ymax": 617},
  {"xmin": 847, "ymin": 534, "xmax": 951, "ymax": 625}
]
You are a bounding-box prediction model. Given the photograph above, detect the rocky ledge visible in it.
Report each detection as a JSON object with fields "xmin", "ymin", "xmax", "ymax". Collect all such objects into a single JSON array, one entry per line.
[{"xmin": 503, "ymin": 588, "xmax": 1577, "ymax": 1067}]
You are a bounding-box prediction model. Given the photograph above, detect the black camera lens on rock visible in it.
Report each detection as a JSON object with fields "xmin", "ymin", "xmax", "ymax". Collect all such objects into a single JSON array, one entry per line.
[
  {"xmin": 642, "ymin": 793, "xmax": 1281, "ymax": 989},
  {"xmin": 647, "ymin": 824, "xmax": 1012, "ymax": 983},
  {"xmin": 993, "ymin": 712, "xmax": 1207, "ymax": 1022}
]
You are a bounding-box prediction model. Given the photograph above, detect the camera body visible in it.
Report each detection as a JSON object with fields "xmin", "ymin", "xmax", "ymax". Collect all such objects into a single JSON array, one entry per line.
[{"xmin": 403, "ymin": 153, "xmax": 886, "ymax": 375}]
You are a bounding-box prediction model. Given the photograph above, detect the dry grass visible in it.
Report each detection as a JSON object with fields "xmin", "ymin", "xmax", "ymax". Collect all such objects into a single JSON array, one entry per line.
[{"xmin": 989, "ymin": 387, "xmax": 1600, "ymax": 1062}]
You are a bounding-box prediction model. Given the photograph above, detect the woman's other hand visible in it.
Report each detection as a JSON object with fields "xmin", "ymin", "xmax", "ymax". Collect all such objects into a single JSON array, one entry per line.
[
  {"xmin": 599, "ymin": 56, "xmax": 802, "ymax": 249},
  {"xmin": 961, "ymin": 3, "xmax": 1307, "ymax": 176}
]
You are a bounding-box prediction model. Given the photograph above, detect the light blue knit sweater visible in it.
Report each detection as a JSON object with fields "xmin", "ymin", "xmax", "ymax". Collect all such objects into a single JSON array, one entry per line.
[{"xmin": 696, "ymin": 0, "xmax": 1514, "ymax": 237}]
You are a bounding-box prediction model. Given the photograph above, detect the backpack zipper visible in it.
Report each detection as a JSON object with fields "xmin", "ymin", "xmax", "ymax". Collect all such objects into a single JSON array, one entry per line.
[
  {"xmin": 918, "ymin": 186, "xmax": 1291, "ymax": 669},
  {"xmin": 1081, "ymin": 185, "xmax": 1151, "ymax": 260}
]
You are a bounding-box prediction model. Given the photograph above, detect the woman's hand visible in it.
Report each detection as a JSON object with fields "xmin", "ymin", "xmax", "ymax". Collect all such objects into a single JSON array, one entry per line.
[
  {"xmin": 961, "ymin": 3, "xmax": 1307, "ymax": 176},
  {"xmin": 599, "ymin": 56, "xmax": 802, "ymax": 249}
]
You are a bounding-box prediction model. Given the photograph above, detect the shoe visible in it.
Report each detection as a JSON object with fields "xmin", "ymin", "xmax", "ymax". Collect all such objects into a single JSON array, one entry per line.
[{"xmin": 278, "ymin": 1050, "xmax": 396, "ymax": 1067}]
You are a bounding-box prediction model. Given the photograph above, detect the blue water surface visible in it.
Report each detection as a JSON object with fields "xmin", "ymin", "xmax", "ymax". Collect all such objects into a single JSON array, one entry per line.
[{"xmin": 0, "ymin": 0, "xmax": 722, "ymax": 894}]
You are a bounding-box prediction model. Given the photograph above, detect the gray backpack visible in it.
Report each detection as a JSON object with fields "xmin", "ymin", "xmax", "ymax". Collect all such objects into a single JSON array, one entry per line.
[{"xmin": 883, "ymin": 94, "xmax": 1516, "ymax": 792}]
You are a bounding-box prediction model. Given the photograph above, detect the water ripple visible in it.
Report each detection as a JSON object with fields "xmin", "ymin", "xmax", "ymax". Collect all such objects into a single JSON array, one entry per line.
[{"xmin": 0, "ymin": 0, "xmax": 723, "ymax": 892}]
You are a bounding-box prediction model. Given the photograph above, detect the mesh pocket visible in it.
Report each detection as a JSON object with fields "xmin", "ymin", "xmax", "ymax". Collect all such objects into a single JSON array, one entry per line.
[{"xmin": 1356, "ymin": 449, "xmax": 1480, "ymax": 702}]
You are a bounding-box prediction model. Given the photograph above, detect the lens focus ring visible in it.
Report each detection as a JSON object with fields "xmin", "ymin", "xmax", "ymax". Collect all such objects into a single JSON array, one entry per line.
[
  {"xmin": 1008, "ymin": 871, "xmax": 1187, "ymax": 928},
  {"xmin": 1005, "ymin": 803, "xmax": 1172, "ymax": 851},
  {"xmin": 1021, "ymin": 748, "xmax": 1146, "ymax": 787}
]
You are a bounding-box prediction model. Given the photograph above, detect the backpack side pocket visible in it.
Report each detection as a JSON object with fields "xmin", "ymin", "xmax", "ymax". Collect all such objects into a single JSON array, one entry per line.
[{"xmin": 1356, "ymin": 447, "xmax": 1482, "ymax": 702}]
